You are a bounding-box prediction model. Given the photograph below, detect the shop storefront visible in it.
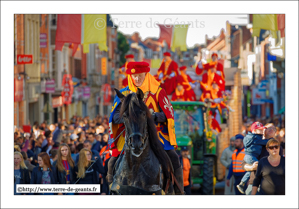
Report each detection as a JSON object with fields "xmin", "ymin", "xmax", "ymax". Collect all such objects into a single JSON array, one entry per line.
[
  {"xmin": 14, "ymin": 78, "xmax": 25, "ymax": 127},
  {"xmin": 82, "ymin": 86, "xmax": 90, "ymax": 118},
  {"xmin": 52, "ymin": 96, "xmax": 63, "ymax": 123},
  {"xmin": 28, "ymin": 83, "xmax": 41, "ymax": 125}
]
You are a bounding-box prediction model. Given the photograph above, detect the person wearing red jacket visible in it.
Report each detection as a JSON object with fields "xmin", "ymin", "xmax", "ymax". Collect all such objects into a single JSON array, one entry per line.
[
  {"xmin": 195, "ymin": 53, "xmax": 224, "ymax": 80},
  {"xmin": 211, "ymin": 53, "xmax": 225, "ymax": 80},
  {"xmin": 208, "ymin": 110, "xmax": 222, "ymax": 133},
  {"xmin": 200, "ymin": 62, "xmax": 225, "ymax": 94},
  {"xmin": 201, "ymin": 92, "xmax": 219, "ymax": 114},
  {"xmin": 171, "ymin": 76, "xmax": 190, "ymax": 102},
  {"xmin": 195, "ymin": 53, "xmax": 208, "ymax": 76},
  {"xmin": 210, "ymin": 82, "xmax": 234, "ymax": 115},
  {"xmin": 155, "ymin": 52, "xmax": 179, "ymax": 95},
  {"xmin": 179, "ymin": 66, "xmax": 196, "ymax": 101},
  {"xmin": 119, "ymin": 54, "xmax": 135, "ymax": 88}
]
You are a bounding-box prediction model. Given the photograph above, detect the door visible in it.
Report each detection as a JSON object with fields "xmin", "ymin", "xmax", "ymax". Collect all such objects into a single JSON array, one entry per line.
[
  {"xmin": 29, "ymin": 102, "xmax": 38, "ymax": 125},
  {"xmin": 54, "ymin": 108, "xmax": 58, "ymax": 123}
]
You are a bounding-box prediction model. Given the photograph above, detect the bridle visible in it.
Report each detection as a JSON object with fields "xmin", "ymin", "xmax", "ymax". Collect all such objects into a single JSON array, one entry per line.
[
  {"xmin": 126, "ymin": 130, "xmax": 148, "ymax": 158},
  {"xmin": 123, "ymin": 95, "xmax": 148, "ymax": 158},
  {"xmin": 128, "ymin": 132, "xmax": 143, "ymax": 141}
]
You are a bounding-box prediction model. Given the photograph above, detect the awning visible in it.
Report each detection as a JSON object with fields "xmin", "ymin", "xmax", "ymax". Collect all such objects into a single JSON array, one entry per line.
[{"xmin": 278, "ymin": 106, "xmax": 285, "ymax": 114}]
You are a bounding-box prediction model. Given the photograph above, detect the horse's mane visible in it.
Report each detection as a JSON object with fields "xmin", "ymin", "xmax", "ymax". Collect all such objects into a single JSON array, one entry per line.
[{"xmin": 120, "ymin": 93, "xmax": 172, "ymax": 188}]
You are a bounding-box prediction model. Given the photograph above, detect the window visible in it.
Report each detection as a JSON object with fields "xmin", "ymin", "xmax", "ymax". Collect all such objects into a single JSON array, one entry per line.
[
  {"xmin": 31, "ymin": 20, "xmax": 34, "ymax": 55},
  {"xmin": 51, "ymin": 48, "xmax": 58, "ymax": 87},
  {"xmin": 26, "ymin": 19, "xmax": 29, "ymax": 54},
  {"xmin": 36, "ymin": 21, "xmax": 38, "ymax": 62},
  {"xmin": 75, "ymin": 59, "xmax": 82, "ymax": 79},
  {"xmin": 45, "ymin": 15, "xmax": 48, "ymax": 28},
  {"xmin": 51, "ymin": 14, "xmax": 57, "ymax": 26},
  {"xmin": 52, "ymin": 49, "xmax": 56, "ymax": 72}
]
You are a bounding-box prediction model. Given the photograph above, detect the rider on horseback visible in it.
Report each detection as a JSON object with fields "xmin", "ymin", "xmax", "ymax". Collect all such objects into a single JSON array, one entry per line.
[{"xmin": 107, "ymin": 62, "xmax": 184, "ymax": 194}]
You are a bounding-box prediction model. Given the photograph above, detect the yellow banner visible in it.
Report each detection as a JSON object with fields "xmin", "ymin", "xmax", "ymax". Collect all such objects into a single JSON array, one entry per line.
[
  {"xmin": 151, "ymin": 59, "xmax": 161, "ymax": 68},
  {"xmin": 252, "ymin": 14, "xmax": 278, "ymax": 38},
  {"xmin": 171, "ymin": 24, "xmax": 189, "ymax": 52},
  {"xmin": 82, "ymin": 14, "xmax": 108, "ymax": 53}
]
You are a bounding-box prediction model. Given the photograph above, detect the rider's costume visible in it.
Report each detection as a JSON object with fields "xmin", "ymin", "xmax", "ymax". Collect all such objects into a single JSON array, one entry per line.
[
  {"xmin": 108, "ymin": 62, "xmax": 184, "ymax": 194},
  {"xmin": 108, "ymin": 62, "xmax": 177, "ymax": 158}
]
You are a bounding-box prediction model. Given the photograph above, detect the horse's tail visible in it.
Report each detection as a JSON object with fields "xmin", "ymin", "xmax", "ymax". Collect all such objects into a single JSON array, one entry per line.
[{"xmin": 147, "ymin": 117, "xmax": 172, "ymax": 191}]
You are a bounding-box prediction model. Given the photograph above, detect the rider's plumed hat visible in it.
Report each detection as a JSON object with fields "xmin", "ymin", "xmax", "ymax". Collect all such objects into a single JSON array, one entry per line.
[{"xmin": 126, "ymin": 62, "xmax": 150, "ymax": 75}]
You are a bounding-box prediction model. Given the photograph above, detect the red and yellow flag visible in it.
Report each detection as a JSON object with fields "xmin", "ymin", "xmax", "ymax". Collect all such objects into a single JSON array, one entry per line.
[
  {"xmin": 158, "ymin": 24, "xmax": 189, "ymax": 52},
  {"xmin": 55, "ymin": 14, "xmax": 107, "ymax": 55}
]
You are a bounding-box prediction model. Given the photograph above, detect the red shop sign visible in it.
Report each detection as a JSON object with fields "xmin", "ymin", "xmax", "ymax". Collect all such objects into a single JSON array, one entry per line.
[
  {"xmin": 14, "ymin": 78, "xmax": 24, "ymax": 102},
  {"xmin": 17, "ymin": 55, "xmax": 33, "ymax": 64},
  {"xmin": 52, "ymin": 97, "xmax": 63, "ymax": 108},
  {"xmin": 61, "ymin": 74, "xmax": 74, "ymax": 105}
]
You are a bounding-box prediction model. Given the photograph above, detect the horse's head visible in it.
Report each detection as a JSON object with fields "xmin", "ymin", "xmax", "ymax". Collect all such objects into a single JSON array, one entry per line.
[{"xmin": 115, "ymin": 88, "xmax": 150, "ymax": 157}]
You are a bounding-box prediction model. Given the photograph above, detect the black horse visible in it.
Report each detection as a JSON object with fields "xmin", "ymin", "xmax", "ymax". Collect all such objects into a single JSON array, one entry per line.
[{"xmin": 110, "ymin": 88, "xmax": 174, "ymax": 195}]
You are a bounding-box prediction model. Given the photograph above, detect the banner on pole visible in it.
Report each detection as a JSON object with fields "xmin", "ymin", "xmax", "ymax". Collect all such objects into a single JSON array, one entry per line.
[{"xmin": 62, "ymin": 74, "xmax": 73, "ymax": 105}]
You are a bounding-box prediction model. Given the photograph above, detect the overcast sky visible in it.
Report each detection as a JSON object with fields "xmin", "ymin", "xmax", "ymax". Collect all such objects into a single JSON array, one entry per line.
[{"xmin": 111, "ymin": 15, "xmax": 249, "ymax": 48}]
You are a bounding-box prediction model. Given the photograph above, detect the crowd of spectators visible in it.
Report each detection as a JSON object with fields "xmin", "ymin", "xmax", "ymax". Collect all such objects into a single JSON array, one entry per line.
[{"xmin": 14, "ymin": 114, "xmax": 112, "ymax": 195}]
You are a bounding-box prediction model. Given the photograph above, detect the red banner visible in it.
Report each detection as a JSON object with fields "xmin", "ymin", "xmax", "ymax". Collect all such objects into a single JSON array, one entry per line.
[
  {"xmin": 277, "ymin": 14, "xmax": 285, "ymax": 38},
  {"xmin": 157, "ymin": 24, "xmax": 173, "ymax": 48},
  {"xmin": 55, "ymin": 14, "xmax": 81, "ymax": 51},
  {"xmin": 102, "ymin": 84, "xmax": 112, "ymax": 104},
  {"xmin": 14, "ymin": 78, "xmax": 24, "ymax": 102},
  {"xmin": 17, "ymin": 55, "xmax": 33, "ymax": 64},
  {"xmin": 61, "ymin": 74, "xmax": 74, "ymax": 105}
]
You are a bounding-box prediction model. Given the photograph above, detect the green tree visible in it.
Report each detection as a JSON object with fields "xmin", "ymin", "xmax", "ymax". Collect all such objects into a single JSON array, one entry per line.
[{"xmin": 117, "ymin": 32, "xmax": 130, "ymax": 66}]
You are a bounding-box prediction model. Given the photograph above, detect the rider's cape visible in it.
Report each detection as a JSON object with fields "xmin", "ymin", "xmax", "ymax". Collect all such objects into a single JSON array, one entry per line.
[
  {"xmin": 108, "ymin": 73, "xmax": 177, "ymax": 157},
  {"xmin": 108, "ymin": 86, "xmax": 130, "ymax": 156}
]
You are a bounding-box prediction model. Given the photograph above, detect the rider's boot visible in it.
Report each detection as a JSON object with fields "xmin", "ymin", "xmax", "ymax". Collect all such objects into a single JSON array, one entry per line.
[
  {"xmin": 166, "ymin": 149, "xmax": 184, "ymax": 195},
  {"xmin": 107, "ymin": 156, "xmax": 118, "ymax": 184},
  {"xmin": 174, "ymin": 167, "xmax": 184, "ymax": 195}
]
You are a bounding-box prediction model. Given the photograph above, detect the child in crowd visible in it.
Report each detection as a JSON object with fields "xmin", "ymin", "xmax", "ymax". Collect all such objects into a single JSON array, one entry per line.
[{"xmin": 237, "ymin": 122, "xmax": 268, "ymax": 194}]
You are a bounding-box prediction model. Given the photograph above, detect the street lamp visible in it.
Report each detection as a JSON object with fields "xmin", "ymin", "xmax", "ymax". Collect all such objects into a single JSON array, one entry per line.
[{"xmin": 17, "ymin": 72, "xmax": 30, "ymax": 80}]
